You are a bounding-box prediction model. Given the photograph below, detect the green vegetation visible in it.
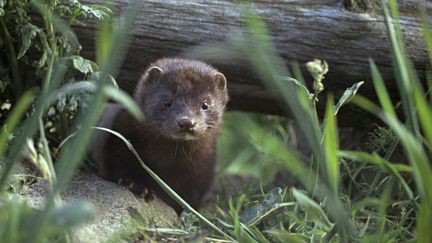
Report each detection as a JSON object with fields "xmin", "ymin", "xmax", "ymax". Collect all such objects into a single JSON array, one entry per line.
[
  {"xmin": 0, "ymin": 0, "xmax": 431, "ymax": 242},
  {"xmin": 0, "ymin": 0, "xmax": 142, "ymax": 241}
]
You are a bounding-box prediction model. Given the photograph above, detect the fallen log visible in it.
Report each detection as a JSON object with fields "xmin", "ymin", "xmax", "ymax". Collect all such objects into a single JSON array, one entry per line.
[{"xmin": 74, "ymin": 0, "xmax": 431, "ymax": 117}]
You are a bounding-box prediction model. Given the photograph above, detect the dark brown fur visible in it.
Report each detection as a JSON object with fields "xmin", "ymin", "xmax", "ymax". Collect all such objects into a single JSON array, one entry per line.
[{"xmin": 92, "ymin": 58, "xmax": 229, "ymax": 213}]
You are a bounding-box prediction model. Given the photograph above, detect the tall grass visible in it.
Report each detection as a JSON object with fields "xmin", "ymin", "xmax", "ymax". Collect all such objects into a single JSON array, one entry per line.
[
  {"xmin": 0, "ymin": 1, "xmax": 144, "ymax": 242},
  {"xmin": 187, "ymin": 1, "xmax": 432, "ymax": 242},
  {"xmin": 349, "ymin": 1, "xmax": 432, "ymax": 242},
  {"xmin": 1, "ymin": 0, "xmax": 431, "ymax": 242}
]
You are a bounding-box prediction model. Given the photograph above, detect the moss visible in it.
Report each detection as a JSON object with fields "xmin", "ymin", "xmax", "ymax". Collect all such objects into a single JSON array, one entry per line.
[{"xmin": 344, "ymin": 0, "xmax": 367, "ymax": 13}]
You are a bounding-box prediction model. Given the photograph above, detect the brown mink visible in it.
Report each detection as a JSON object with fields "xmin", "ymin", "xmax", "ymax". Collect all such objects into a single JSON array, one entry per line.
[{"xmin": 90, "ymin": 58, "xmax": 229, "ymax": 213}]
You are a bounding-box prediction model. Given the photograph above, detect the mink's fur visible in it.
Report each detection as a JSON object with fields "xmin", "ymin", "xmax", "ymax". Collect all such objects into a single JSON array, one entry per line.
[{"xmin": 91, "ymin": 58, "xmax": 229, "ymax": 213}]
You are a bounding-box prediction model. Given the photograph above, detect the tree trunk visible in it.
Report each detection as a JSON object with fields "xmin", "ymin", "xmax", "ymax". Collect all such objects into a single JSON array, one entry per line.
[{"xmin": 75, "ymin": 0, "xmax": 431, "ymax": 117}]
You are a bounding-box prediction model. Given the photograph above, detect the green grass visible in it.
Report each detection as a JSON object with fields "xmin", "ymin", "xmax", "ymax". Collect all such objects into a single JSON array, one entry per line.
[
  {"xmin": 0, "ymin": 0, "xmax": 431, "ymax": 242},
  {"xmin": 178, "ymin": 1, "xmax": 430, "ymax": 242}
]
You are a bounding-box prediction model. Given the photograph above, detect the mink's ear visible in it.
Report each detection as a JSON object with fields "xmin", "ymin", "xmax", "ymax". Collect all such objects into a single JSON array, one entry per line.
[
  {"xmin": 144, "ymin": 66, "xmax": 163, "ymax": 83},
  {"xmin": 213, "ymin": 72, "xmax": 227, "ymax": 91}
]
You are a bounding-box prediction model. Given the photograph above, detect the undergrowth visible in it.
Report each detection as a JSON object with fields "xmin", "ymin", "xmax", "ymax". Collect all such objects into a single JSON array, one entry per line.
[{"xmin": 0, "ymin": 0, "xmax": 431, "ymax": 242}]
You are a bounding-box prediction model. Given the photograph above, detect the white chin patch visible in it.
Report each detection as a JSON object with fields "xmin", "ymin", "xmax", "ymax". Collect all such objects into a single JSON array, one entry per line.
[{"xmin": 172, "ymin": 133, "xmax": 197, "ymax": 141}]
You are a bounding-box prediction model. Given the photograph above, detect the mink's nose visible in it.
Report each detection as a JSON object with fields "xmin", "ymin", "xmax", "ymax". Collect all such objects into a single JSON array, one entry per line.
[{"xmin": 178, "ymin": 118, "xmax": 196, "ymax": 131}]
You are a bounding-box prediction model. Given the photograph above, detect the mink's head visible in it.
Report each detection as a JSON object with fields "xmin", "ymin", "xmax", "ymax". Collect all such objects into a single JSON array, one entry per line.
[{"xmin": 134, "ymin": 58, "xmax": 229, "ymax": 140}]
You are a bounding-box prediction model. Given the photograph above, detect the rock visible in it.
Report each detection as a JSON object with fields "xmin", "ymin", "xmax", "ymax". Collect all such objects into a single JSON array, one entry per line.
[{"xmin": 21, "ymin": 172, "xmax": 178, "ymax": 242}]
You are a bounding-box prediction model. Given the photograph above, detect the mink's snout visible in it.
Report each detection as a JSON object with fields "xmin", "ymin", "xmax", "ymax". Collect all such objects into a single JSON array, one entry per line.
[{"xmin": 178, "ymin": 117, "xmax": 196, "ymax": 132}]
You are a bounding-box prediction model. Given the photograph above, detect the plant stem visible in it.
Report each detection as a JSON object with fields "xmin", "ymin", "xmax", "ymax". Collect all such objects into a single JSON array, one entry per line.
[
  {"xmin": 0, "ymin": 17, "xmax": 23, "ymax": 98},
  {"xmin": 42, "ymin": 9, "xmax": 57, "ymax": 92},
  {"xmin": 38, "ymin": 2, "xmax": 60, "ymax": 206},
  {"xmin": 38, "ymin": 117, "xmax": 61, "ymax": 205}
]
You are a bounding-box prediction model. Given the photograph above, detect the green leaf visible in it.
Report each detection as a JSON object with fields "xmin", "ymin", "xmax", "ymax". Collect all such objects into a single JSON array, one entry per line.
[
  {"xmin": 291, "ymin": 188, "xmax": 333, "ymax": 231},
  {"xmin": 240, "ymin": 202, "xmax": 295, "ymax": 226},
  {"xmin": 35, "ymin": 31, "xmax": 50, "ymax": 68},
  {"xmin": 81, "ymin": 4, "xmax": 112, "ymax": 20},
  {"xmin": 421, "ymin": 9, "xmax": 432, "ymax": 66},
  {"xmin": 103, "ymin": 86, "xmax": 144, "ymax": 121},
  {"xmin": 240, "ymin": 188, "xmax": 285, "ymax": 225},
  {"xmin": 47, "ymin": 81, "xmax": 96, "ymax": 105},
  {"xmin": 0, "ymin": 0, "xmax": 4, "ymax": 16},
  {"xmin": 334, "ymin": 81, "xmax": 364, "ymax": 115},
  {"xmin": 71, "ymin": 55, "xmax": 94, "ymax": 74},
  {"xmin": 90, "ymin": 71, "xmax": 118, "ymax": 88},
  {"xmin": 281, "ymin": 76, "xmax": 311, "ymax": 97},
  {"xmin": 382, "ymin": 0, "xmax": 419, "ymax": 135},
  {"xmin": 17, "ymin": 24, "xmax": 41, "ymax": 59},
  {"xmin": 0, "ymin": 91, "xmax": 34, "ymax": 158},
  {"xmin": 264, "ymin": 230, "xmax": 307, "ymax": 243},
  {"xmin": 323, "ymin": 97, "xmax": 339, "ymax": 194},
  {"xmin": 96, "ymin": 16, "xmax": 114, "ymax": 67},
  {"xmin": 416, "ymin": 200, "xmax": 432, "ymax": 243},
  {"xmin": 369, "ymin": 59, "xmax": 397, "ymax": 118},
  {"xmin": 412, "ymin": 80, "xmax": 432, "ymax": 154}
]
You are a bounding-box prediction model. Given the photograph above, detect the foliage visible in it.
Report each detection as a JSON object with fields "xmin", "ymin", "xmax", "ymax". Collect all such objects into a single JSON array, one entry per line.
[
  {"xmin": 0, "ymin": 0, "xmax": 431, "ymax": 242},
  {"xmin": 0, "ymin": 0, "xmax": 110, "ymax": 142},
  {"xmin": 0, "ymin": 0, "xmax": 142, "ymax": 242},
  {"xmin": 166, "ymin": 1, "xmax": 430, "ymax": 242}
]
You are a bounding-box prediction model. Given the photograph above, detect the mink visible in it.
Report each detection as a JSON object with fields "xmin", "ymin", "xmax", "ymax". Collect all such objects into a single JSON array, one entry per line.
[{"xmin": 90, "ymin": 58, "xmax": 229, "ymax": 213}]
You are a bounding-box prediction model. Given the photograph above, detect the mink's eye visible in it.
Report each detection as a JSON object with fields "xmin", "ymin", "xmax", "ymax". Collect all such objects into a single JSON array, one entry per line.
[
  {"xmin": 163, "ymin": 100, "xmax": 172, "ymax": 108},
  {"xmin": 201, "ymin": 102, "xmax": 209, "ymax": 110}
]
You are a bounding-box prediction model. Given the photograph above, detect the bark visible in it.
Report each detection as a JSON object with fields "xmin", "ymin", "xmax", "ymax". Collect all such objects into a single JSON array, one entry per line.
[{"xmin": 74, "ymin": 0, "xmax": 432, "ymax": 117}]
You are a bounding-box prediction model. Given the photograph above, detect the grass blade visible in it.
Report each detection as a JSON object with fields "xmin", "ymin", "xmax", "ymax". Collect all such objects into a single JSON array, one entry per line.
[
  {"xmin": 0, "ymin": 91, "xmax": 34, "ymax": 157},
  {"xmin": 339, "ymin": 151, "xmax": 413, "ymax": 199},
  {"xmin": 381, "ymin": 0, "xmax": 419, "ymax": 135},
  {"xmin": 369, "ymin": 59, "xmax": 396, "ymax": 118},
  {"xmin": 103, "ymin": 86, "xmax": 144, "ymax": 121},
  {"xmin": 323, "ymin": 97, "xmax": 339, "ymax": 195}
]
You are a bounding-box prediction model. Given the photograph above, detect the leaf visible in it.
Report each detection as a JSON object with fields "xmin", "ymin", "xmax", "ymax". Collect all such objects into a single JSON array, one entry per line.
[
  {"xmin": 240, "ymin": 203, "xmax": 266, "ymax": 225},
  {"xmin": 369, "ymin": 60, "xmax": 396, "ymax": 118},
  {"xmin": 0, "ymin": 91, "xmax": 34, "ymax": 158},
  {"xmin": 96, "ymin": 16, "xmax": 114, "ymax": 67},
  {"xmin": 90, "ymin": 71, "xmax": 118, "ymax": 88},
  {"xmin": 81, "ymin": 4, "xmax": 112, "ymax": 20},
  {"xmin": 240, "ymin": 188, "xmax": 294, "ymax": 226},
  {"xmin": 35, "ymin": 32, "xmax": 50, "ymax": 68},
  {"xmin": 416, "ymin": 200, "xmax": 432, "ymax": 243},
  {"xmin": 264, "ymin": 230, "xmax": 307, "ymax": 243},
  {"xmin": 144, "ymin": 228, "xmax": 190, "ymax": 236},
  {"xmin": 17, "ymin": 23, "xmax": 41, "ymax": 59},
  {"xmin": 47, "ymin": 81, "xmax": 96, "ymax": 105},
  {"xmin": 358, "ymin": 216, "xmax": 370, "ymax": 237},
  {"xmin": 291, "ymin": 188, "xmax": 333, "ymax": 231},
  {"xmin": 323, "ymin": 97, "xmax": 339, "ymax": 194},
  {"xmin": 71, "ymin": 55, "xmax": 94, "ymax": 74},
  {"xmin": 103, "ymin": 85, "xmax": 144, "ymax": 121},
  {"xmin": 265, "ymin": 187, "xmax": 284, "ymax": 206},
  {"xmin": 334, "ymin": 81, "xmax": 364, "ymax": 115},
  {"xmin": 281, "ymin": 76, "xmax": 311, "ymax": 97},
  {"xmin": 0, "ymin": 0, "xmax": 4, "ymax": 16}
]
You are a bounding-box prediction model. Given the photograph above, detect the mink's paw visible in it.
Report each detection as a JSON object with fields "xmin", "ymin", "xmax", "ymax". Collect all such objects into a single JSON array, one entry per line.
[
  {"xmin": 117, "ymin": 177, "xmax": 154, "ymax": 201},
  {"xmin": 137, "ymin": 187, "xmax": 155, "ymax": 201},
  {"xmin": 117, "ymin": 177, "xmax": 135, "ymax": 188}
]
